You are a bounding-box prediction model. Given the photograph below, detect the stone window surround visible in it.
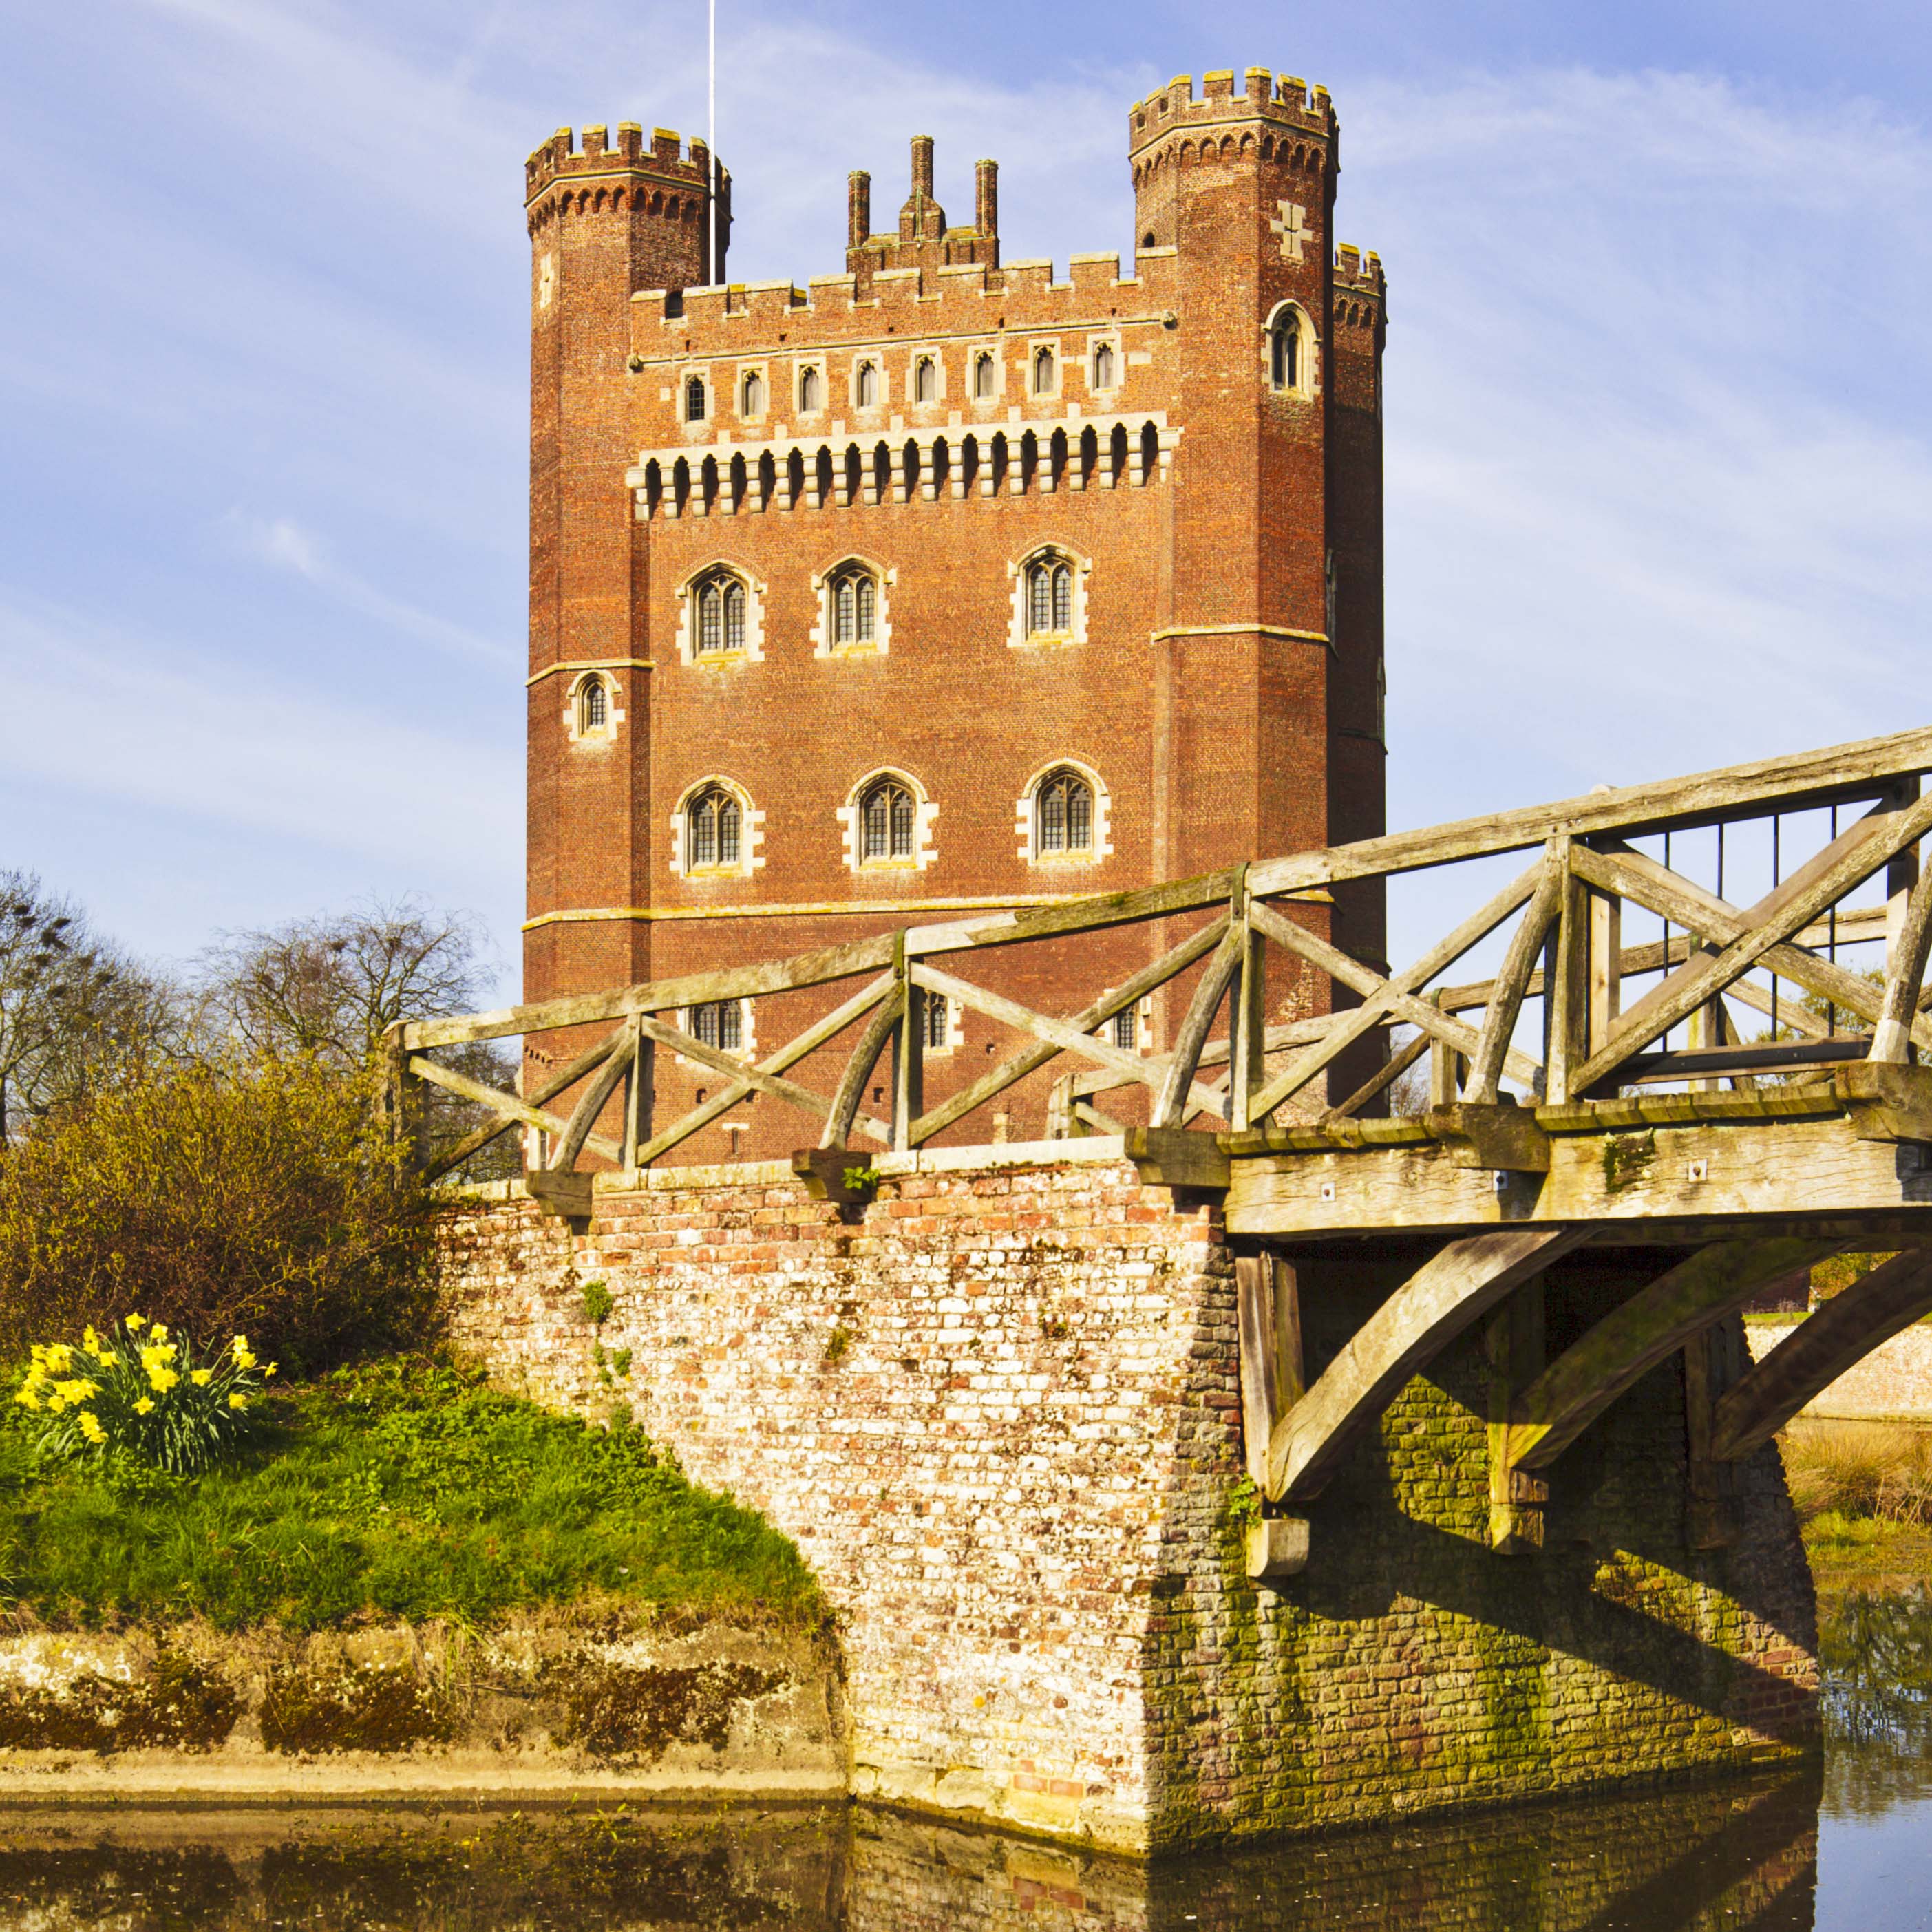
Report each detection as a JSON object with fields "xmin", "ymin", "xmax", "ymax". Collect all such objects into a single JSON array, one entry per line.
[
  {"xmin": 1263, "ymin": 300, "xmax": 1319, "ymax": 401},
  {"xmin": 1012, "ymin": 755, "xmax": 1114, "ymax": 867},
  {"xmin": 967, "ymin": 343, "xmax": 1005, "ymax": 405},
  {"xmin": 674, "ymin": 996, "xmax": 758, "ymax": 1068},
  {"xmin": 668, "ymin": 773, "xmax": 766, "ymax": 881},
  {"xmin": 564, "ymin": 668, "xmax": 626, "ymax": 746},
  {"xmin": 1028, "ymin": 337, "xmax": 1063, "ymax": 400},
  {"xmin": 850, "ymin": 354, "xmax": 889, "ymax": 413},
  {"xmin": 1094, "ymin": 990, "xmax": 1151, "ymax": 1052},
  {"xmin": 1087, "ymin": 332, "xmax": 1123, "ymax": 394},
  {"xmin": 922, "ymin": 988, "xmax": 966, "ymax": 1055},
  {"xmin": 907, "ymin": 350, "xmax": 945, "ymax": 407},
  {"xmin": 1006, "ymin": 542, "xmax": 1092, "ymax": 650},
  {"xmin": 737, "ymin": 361, "xmax": 769, "ymax": 421},
  {"xmin": 837, "ymin": 766, "xmax": 939, "ymax": 874},
  {"xmin": 795, "ymin": 358, "xmax": 827, "ymax": 417},
  {"xmin": 681, "ymin": 365, "xmax": 712, "ymax": 427},
  {"xmin": 675, "ymin": 560, "xmax": 767, "ymax": 666},
  {"xmin": 809, "ymin": 555, "xmax": 896, "ymax": 658}
]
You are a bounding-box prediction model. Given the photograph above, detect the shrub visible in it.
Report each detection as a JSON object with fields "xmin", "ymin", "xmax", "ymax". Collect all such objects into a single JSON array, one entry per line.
[
  {"xmin": 0, "ymin": 1052, "xmax": 438, "ymax": 1373},
  {"xmin": 17, "ymin": 1315, "xmax": 273, "ymax": 1474}
]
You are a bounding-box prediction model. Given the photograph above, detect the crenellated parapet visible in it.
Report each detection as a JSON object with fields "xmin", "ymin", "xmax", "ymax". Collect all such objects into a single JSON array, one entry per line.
[
  {"xmin": 1333, "ymin": 244, "xmax": 1388, "ymax": 331},
  {"xmin": 524, "ymin": 122, "xmax": 732, "ymax": 242},
  {"xmin": 1127, "ymin": 68, "xmax": 1336, "ymax": 180}
]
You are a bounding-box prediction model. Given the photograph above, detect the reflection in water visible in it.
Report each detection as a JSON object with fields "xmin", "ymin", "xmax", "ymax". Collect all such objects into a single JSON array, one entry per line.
[{"xmin": 0, "ymin": 1589, "xmax": 1927, "ymax": 1931}]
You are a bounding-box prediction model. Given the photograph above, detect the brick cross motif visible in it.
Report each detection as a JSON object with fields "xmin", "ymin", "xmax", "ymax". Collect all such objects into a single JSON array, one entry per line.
[{"xmin": 1270, "ymin": 200, "xmax": 1308, "ymax": 263}]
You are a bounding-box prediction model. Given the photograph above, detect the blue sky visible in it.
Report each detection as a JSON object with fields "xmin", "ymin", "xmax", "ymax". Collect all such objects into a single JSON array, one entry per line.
[{"xmin": 4, "ymin": 0, "xmax": 1930, "ymax": 999}]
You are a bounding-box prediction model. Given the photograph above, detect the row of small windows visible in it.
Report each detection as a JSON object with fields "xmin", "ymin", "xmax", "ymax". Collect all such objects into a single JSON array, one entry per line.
[
  {"xmin": 684, "ymin": 341, "xmax": 1123, "ymax": 424},
  {"xmin": 677, "ymin": 312, "xmax": 1309, "ymax": 426},
  {"xmin": 681, "ymin": 768, "xmax": 1099, "ymax": 872}
]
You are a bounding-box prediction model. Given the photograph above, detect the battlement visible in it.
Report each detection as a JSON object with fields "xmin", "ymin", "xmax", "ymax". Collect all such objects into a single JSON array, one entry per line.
[
  {"xmin": 1127, "ymin": 67, "xmax": 1335, "ymax": 157},
  {"xmin": 525, "ymin": 123, "xmax": 725, "ymax": 204},
  {"xmin": 1335, "ymin": 245, "xmax": 1386, "ymax": 300}
]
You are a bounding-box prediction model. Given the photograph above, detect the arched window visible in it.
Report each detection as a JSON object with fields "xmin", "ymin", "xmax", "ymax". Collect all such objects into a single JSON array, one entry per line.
[
  {"xmin": 973, "ymin": 352, "xmax": 995, "ymax": 401},
  {"xmin": 577, "ymin": 677, "xmax": 608, "ymax": 734},
  {"xmin": 924, "ymin": 992, "xmax": 950, "ymax": 1050},
  {"xmin": 1110, "ymin": 1008, "xmax": 1137, "ymax": 1050},
  {"xmin": 741, "ymin": 369, "xmax": 764, "ymax": 416},
  {"xmin": 1025, "ymin": 554, "xmax": 1074, "ymax": 637},
  {"xmin": 1140, "ymin": 229, "xmax": 1157, "ymax": 249},
  {"xmin": 686, "ymin": 785, "xmax": 742, "ymax": 871},
  {"xmin": 1034, "ymin": 767, "xmax": 1094, "ymax": 856},
  {"xmin": 799, "ymin": 365, "xmax": 822, "ymax": 412},
  {"xmin": 689, "ymin": 1000, "xmax": 743, "ymax": 1052},
  {"xmin": 1032, "ymin": 346, "xmax": 1055, "ymax": 394},
  {"xmin": 694, "ymin": 571, "xmax": 747, "ymax": 655},
  {"xmin": 831, "ymin": 566, "xmax": 878, "ymax": 646},
  {"xmin": 1091, "ymin": 341, "xmax": 1116, "ymax": 390},
  {"xmin": 913, "ymin": 357, "xmax": 937, "ymax": 403},
  {"xmin": 856, "ymin": 361, "xmax": 879, "ymax": 407},
  {"xmin": 858, "ymin": 777, "xmax": 915, "ymax": 864},
  {"xmin": 1270, "ymin": 310, "xmax": 1302, "ymax": 392},
  {"xmin": 685, "ymin": 374, "xmax": 708, "ymax": 421}
]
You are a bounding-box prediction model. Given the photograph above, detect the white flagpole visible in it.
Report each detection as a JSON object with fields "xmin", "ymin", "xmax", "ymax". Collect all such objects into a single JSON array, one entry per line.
[{"xmin": 708, "ymin": 0, "xmax": 718, "ymax": 283}]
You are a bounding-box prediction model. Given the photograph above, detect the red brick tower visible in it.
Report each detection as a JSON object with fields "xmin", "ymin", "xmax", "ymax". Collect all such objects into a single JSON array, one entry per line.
[{"xmin": 522, "ymin": 73, "xmax": 1385, "ymax": 1157}]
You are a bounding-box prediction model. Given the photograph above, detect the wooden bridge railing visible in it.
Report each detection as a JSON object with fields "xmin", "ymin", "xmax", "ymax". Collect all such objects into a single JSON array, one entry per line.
[{"xmin": 386, "ymin": 725, "xmax": 1932, "ymax": 1184}]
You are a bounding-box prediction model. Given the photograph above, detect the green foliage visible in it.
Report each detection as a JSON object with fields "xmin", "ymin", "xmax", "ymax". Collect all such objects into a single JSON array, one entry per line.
[
  {"xmin": 0, "ymin": 1356, "xmax": 820, "ymax": 1632},
  {"xmin": 17, "ymin": 1315, "xmax": 271, "ymax": 1476},
  {"xmin": 1227, "ymin": 1476, "xmax": 1262, "ymax": 1531},
  {"xmin": 821, "ymin": 1326, "xmax": 851, "ymax": 1367},
  {"xmin": 842, "ymin": 1165, "xmax": 880, "ymax": 1193},
  {"xmin": 580, "ymin": 1280, "xmax": 613, "ymax": 1327},
  {"xmin": 0, "ymin": 1051, "xmax": 438, "ymax": 1372}
]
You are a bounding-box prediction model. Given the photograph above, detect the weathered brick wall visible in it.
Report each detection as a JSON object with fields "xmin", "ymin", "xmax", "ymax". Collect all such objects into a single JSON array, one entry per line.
[
  {"xmin": 1746, "ymin": 1317, "xmax": 1932, "ymax": 1417},
  {"xmin": 443, "ymin": 1145, "xmax": 1818, "ymax": 1852}
]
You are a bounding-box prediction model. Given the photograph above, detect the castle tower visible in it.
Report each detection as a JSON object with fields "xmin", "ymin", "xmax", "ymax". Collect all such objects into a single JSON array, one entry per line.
[
  {"xmin": 524, "ymin": 125, "xmax": 730, "ymax": 1012},
  {"xmin": 522, "ymin": 72, "xmax": 1386, "ymax": 1154}
]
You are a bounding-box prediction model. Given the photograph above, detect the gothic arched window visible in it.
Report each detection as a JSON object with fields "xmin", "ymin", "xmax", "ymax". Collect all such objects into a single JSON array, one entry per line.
[
  {"xmin": 799, "ymin": 365, "xmax": 822, "ymax": 412},
  {"xmin": 1270, "ymin": 310, "xmax": 1302, "ymax": 392},
  {"xmin": 694, "ymin": 571, "xmax": 747, "ymax": 655},
  {"xmin": 831, "ymin": 565, "xmax": 878, "ymax": 646},
  {"xmin": 685, "ymin": 374, "xmax": 708, "ymax": 421},
  {"xmin": 1025, "ymin": 554, "xmax": 1074, "ymax": 638},
  {"xmin": 1034, "ymin": 767, "xmax": 1094, "ymax": 856},
  {"xmin": 686, "ymin": 785, "xmax": 742, "ymax": 870},
  {"xmin": 858, "ymin": 776, "xmax": 915, "ymax": 864},
  {"xmin": 973, "ymin": 352, "xmax": 995, "ymax": 401},
  {"xmin": 577, "ymin": 677, "xmax": 608, "ymax": 734},
  {"xmin": 924, "ymin": 992, "xmax": 950, "ymax": 1050},
  {"xmin": 913, "ymin": 356, "xmax": 937, "ymax": 403},
  {"xmin": 741, "ymin": 369, "xmax": 764, "ymax": 416},
  {"xmin": 1091, "ymin": 340, "xmax": 1116, "ymax": 390},
  {"xmin": 856, "ymin": 360, "xmax": 879, "ymax": 407},
  {"xmin": 1032, "ymin": 346, "xmax": 1056, "ymax": 394}
]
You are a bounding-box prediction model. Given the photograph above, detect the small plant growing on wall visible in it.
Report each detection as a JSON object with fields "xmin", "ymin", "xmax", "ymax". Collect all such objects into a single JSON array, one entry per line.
[
  {"xmin": 579, "ymin": 1280, "xmax": 632, "ymax": 1389},
  {"xmin": 581, "ymin": 1280, "xmax": 614, "ymax": 1327}
]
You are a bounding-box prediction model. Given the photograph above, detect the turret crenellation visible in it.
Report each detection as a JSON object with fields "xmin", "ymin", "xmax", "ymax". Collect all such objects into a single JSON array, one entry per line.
[
  {"xmin": 524, "ymin": 122, "xmax": 728, "ymax": 205},
  {"xmin": 1127, "ymin": 66, "xmax": 1337, "ymax": 156}
]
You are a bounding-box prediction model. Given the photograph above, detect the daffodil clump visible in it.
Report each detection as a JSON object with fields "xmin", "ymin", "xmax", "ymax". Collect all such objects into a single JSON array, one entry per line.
[{"xmin": 15, "ymin": 1315, "xmax": 276, "ymax": 1474}]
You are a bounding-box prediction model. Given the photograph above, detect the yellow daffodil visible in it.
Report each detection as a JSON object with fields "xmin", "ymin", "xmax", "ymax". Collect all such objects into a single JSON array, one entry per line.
[
  {"xmin": 149, "ymin": 1323, "xmax": 169, "ymax": 1343},
  {"xmin": 14, "ymin": 1389, "xmax": 39, "ymax": 1410},
  {"xmin": 148, "ymin": 1367, "xmax": 179, "ymax": 1394},
  {"xmin": 78, "ymin": 1412, "xmax": 105, "ymax": 1445},
  {"xmin": 191, "ymin": 1368, "xmax": 211, "ymax": 1386},
  {"xmin": 29, "ymin": 1344, "xmax": 45, "ymax": 1362},
  {"xmin": 125, "ymin": 1313, "xmax": 145, "ymax": 1331},
  {"xmin": 43, "ymin": 1344, "xmax": 72, "ymax": 1374},
  {"xmin": 134, "ymin": 1397, "xmax": 154, "ymax": 1415},
  {"xmin": 47, "ymin": 1394, "xmax": 66, "ymax": 1414},
  {"xmin": 228, "ymin": 1393, "xmax": 247, "ymax": 1411},
  {"xmin": 265, "ymin": 1363, "xmax": 278, "ymax": 1378}
]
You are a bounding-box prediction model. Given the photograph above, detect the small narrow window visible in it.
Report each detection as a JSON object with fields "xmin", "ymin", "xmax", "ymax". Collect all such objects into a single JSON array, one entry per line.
[
  {"xmin": 1110, "ymin": 1008, "xmax": 1136, "ymax": 1050},
  {"xmin": 914, "ymin": 357, "xmax": 937, "ymax": 403},
  {"xmin": 858, "ymin": 777, "xmax": 915, "ymax": 863},
  {"xmin": 685, "ymin": 374, "xmax": 708, "ymax": 421},
  {"xmin": 1271, "ymin": 311, "xmax": 1302, "ymax": 392},
  {"xmin": 579, "ymin": 678, "xmax": 607, "ymax": 733},
  {"xmin": 1092, "ymin": 341, "xmax": 1116, "ymax": 390},
  {"xmin": 687, "ymin": 785, "xmax": 742, "ymax": 870},
  {"xmin": 800, "ymin": 365, "xmax": 822, "ymax": 412},
  {"xmin": 1025, "ymin": 555, "xmax": 1074, "ymax": 639},
  {"xmin": 690, "ymin": 1000, "xmax": 743, "ymax": 1052},
  {"xmin": 830, "ymin": 566, "xmax": 878, "ymax": 646},
  {"xmin": 973, "ymin": 352, "xmax": 995, "ymax": 401},
  {"xmin": 856, "ymin": 361, "xmax": 879, "ymax": 407},
  {"xmin": 741, "ymin": 369, "xmax": 764, "ymax": 415},
  {"xmin": 1035, "ymin": 768, "xmax": 1094, "ymax": 856},
  {"xmin": 1032, "ymin": 346, "xmax": 1055, "ymax": 394},
  {"xmin": 924, "ymin": 992, "xmax": 950, "ymax": 1050}
]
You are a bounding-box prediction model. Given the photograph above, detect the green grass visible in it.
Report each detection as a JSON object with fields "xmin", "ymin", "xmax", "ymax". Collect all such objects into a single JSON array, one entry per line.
[{"xmin": 0, "ymin": 1357, "xmax": 822, "ymax": 1633}]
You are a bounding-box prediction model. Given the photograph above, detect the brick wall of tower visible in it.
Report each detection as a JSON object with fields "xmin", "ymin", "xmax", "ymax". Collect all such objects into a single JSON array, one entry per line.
[{"xmin": 524, "ymin": 72, "xmax": 1388, "ymax": 1160}]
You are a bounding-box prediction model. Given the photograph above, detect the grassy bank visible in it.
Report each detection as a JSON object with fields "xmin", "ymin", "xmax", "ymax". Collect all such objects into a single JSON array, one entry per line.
[
  {"xmin": 1785, "ymin": 1419, "xmax": 1932, "ymax": 1600},
  {"xmin": 0, "ymin": 1357, "xmax": 821, "ymax": 1632}
]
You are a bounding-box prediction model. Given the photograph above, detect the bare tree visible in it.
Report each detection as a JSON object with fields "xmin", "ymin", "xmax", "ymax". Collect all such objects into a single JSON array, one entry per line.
[
  {"xmin": 198, "ymin": 899, "xmax": 519, "ymax": 1179},
  {"xmin": 0, "ymin": 871, "xmax": 178, "ymax": 1142}
]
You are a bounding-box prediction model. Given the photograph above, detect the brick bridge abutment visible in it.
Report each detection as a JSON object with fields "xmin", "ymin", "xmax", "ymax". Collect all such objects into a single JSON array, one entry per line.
[{"xmin": 441, "ymin": 1140, "xmax": 1818, "ymax": 1854}]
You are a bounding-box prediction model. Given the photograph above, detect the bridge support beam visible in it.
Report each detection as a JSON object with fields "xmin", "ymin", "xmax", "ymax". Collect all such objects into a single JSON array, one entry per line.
[{"xmin": 1486, "ymin": 1283, "xmax": 1547, "ymax": 1553}]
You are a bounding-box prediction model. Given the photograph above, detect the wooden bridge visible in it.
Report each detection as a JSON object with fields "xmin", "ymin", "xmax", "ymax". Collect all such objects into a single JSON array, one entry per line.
[{"xmin": 394, "ymin": 726, "xmax": 1932, "ymax": 1577}]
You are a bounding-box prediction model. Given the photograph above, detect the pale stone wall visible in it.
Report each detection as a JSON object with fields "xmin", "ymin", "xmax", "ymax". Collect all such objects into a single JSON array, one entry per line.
[
  {"xmin": 442, "ymin": 1145, "xmax": 1820, "ymax": 1852},
  {"xmin": 1745, "ymin": 1318, "xmax": 1932, "ymax": 1418}
]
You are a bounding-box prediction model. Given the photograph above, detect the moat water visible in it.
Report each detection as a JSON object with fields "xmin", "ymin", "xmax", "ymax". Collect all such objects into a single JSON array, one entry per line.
[{"xmin": 1, "ymin": 1586, "xmax": 1926, "ymax": 1931}]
